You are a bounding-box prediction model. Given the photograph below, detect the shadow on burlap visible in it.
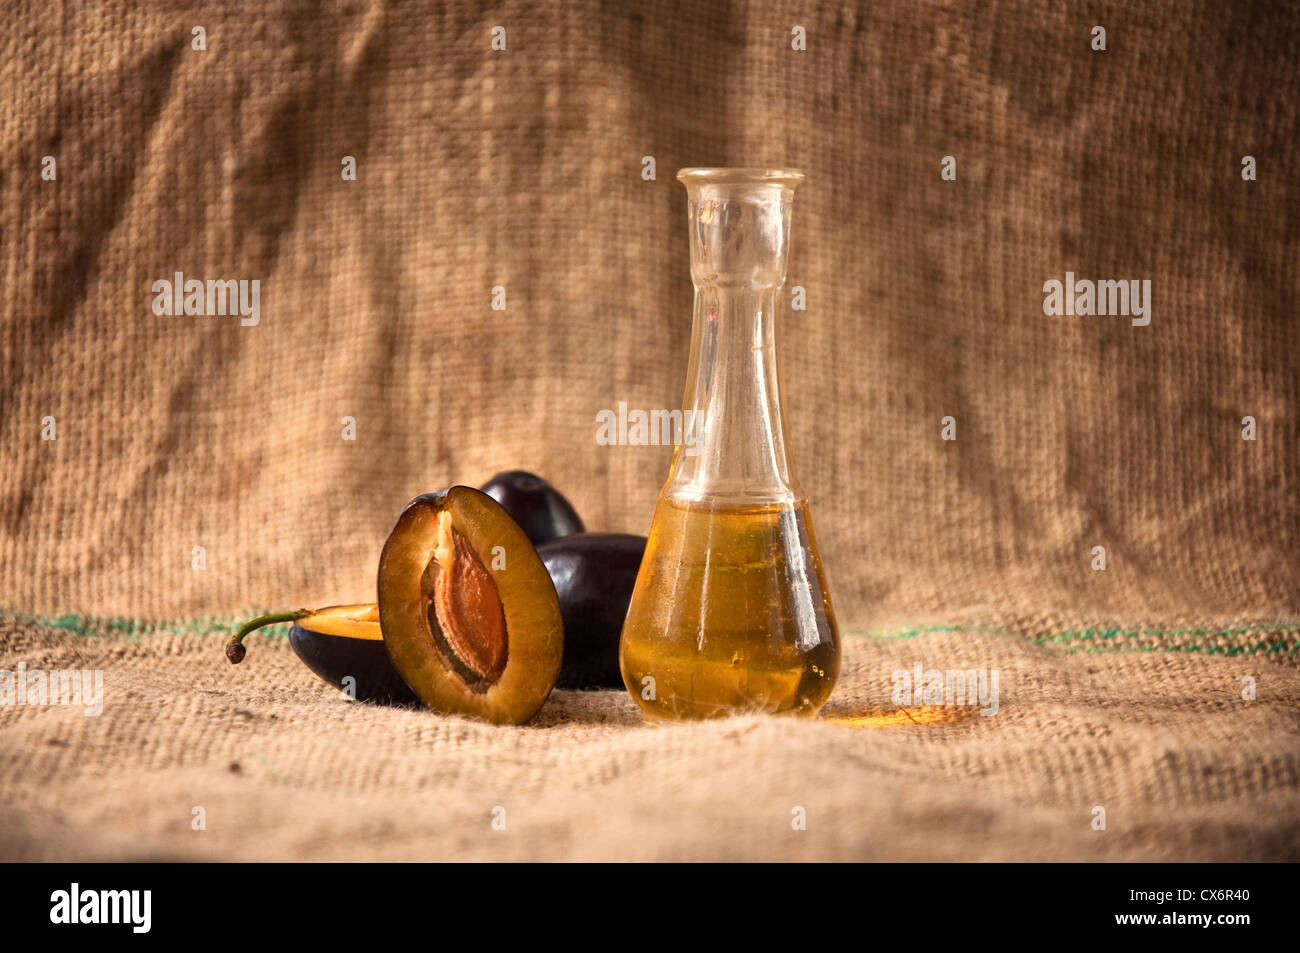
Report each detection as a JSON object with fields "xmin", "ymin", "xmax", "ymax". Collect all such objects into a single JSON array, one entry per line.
[{"xmin": 2, "ymin": 2, "xmax": 1298, "ymax": 860}]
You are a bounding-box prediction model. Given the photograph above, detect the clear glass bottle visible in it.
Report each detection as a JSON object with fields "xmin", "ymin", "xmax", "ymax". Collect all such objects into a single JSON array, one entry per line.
[{"xmin": 619, "ymin": 168, "xmax": 841, "ymax": 720}]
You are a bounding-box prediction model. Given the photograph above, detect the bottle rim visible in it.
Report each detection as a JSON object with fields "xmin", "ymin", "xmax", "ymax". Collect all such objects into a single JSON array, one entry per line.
[{"xmin": 676, "ymin": 167, "xmax": 805, "ymax": 187}]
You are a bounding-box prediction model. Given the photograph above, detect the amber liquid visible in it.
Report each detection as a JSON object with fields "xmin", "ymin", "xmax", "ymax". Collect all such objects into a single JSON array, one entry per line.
[{"xmin": 619, "ymin": 498, "xmax": 841, "ymax": 719}]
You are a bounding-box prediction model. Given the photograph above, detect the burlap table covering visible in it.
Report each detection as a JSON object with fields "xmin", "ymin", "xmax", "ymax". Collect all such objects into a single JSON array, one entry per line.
[
  {"xmin": 2, "ymin": 2, "xmax": 1297, "ymax": 860},
  {"xmin": 2, "ymin": 614, "xmax": 1296, "ymax": 862}
]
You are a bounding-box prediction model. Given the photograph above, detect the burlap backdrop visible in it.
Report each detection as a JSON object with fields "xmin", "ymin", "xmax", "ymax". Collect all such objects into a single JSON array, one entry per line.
[{"xmin": 1, "ymin": 1, "xmax": 1297, "ymax": 861}]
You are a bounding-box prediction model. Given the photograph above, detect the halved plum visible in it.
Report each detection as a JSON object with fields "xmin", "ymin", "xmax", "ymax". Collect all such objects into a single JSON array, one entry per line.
[
  {"xmin": 225, "ymin": 604, "xmax": 417, "ymax": 705},
  {"xmin": 377, "ymin": 486, "xmax": 563, "ymax": 724}
]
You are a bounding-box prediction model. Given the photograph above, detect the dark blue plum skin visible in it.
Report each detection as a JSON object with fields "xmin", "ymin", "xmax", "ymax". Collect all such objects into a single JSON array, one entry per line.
[
  {"xmin": 480, "ymin": 471, "xmax": 585, "ymax": 545},
  {"xmin": 289, "ymin": 625, "xmax": 418, "ymax": 705},
  {"xmin": 537, "ymin": 533, "xmax": 646, "ymax": 689}
]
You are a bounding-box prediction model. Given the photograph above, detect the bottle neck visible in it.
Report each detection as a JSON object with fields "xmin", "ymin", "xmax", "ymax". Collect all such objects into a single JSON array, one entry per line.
[{"xmin": 664, "ymin": 282, "xmax": 801, "ymax": 506}]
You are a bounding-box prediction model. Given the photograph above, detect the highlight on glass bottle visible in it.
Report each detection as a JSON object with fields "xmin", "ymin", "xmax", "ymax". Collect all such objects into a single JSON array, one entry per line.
[{"xmin": 619, "ymin": 167, "xmax": 841, "ymax": 720}]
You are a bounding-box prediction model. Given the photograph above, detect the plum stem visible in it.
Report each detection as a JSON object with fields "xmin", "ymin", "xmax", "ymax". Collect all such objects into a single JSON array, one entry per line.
[{"xmin": 225, "ymin": 611, "xmax": 308, "ymax": 664}]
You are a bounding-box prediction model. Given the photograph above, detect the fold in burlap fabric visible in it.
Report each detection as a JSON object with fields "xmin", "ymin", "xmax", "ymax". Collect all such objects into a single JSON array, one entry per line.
[{"xmin": 1, "ymin": 2, "xmax": 1297, "ymax": 860}]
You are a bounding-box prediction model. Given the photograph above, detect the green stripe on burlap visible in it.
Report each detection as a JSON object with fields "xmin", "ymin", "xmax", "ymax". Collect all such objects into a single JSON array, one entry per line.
[
  {"xmin": 845, "ymin": 621, "xmax": 1300, "ymax": 661},
  {"xmin": 5, "ymin": 611, "xmax": 292, "ymax": 642},
  {"xmin": 7, "ymin": 611, "xmax": 1300, "ymax": 661}
]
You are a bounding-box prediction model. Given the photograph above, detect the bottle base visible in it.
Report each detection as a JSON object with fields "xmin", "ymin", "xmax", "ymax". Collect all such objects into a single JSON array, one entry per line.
[{"xmin": 619, "ymin": 498, "xmax": 841, "ymax": 721}]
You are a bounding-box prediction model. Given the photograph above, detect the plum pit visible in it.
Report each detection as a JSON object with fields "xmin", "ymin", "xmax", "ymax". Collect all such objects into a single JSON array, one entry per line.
[{"xmin": 421, "ymin": 510, "xmax": 508, "ymax": 689}]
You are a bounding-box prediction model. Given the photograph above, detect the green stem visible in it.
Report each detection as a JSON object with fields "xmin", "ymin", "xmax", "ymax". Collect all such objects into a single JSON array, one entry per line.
[{"xmin": 225, "ymin": 611, "xmax": 308, "ymax": 664}]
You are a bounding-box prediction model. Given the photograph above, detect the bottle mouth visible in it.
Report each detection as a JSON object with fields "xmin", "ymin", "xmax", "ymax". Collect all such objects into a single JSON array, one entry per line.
[{"xmin": 677, "ymin": 167, "xmax": 805, "ymax": 188}]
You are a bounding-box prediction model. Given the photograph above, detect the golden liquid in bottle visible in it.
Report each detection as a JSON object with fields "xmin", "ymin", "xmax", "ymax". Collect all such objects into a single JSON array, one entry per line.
[{"xmin": 619, "ymin": 498, "xmax": 841, "ymax": 720}]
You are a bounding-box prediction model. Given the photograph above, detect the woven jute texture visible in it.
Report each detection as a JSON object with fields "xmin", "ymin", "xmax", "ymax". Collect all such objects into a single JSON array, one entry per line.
[
  {"xmin": 2, "ymin": 1, "xmax": 1298, "ymax": 860},
  {"xmin": 1, "ymin": 616, "xmax": 1297, "ymax": 862}
]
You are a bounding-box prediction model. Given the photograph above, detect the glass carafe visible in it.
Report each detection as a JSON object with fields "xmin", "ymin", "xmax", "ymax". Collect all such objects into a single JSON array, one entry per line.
[{"xmin": 619, "ymin": 168, "xmax": 841, "ymax": 720}]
